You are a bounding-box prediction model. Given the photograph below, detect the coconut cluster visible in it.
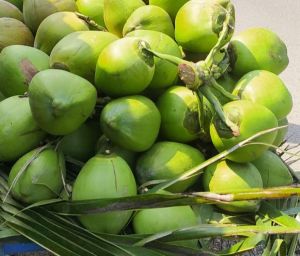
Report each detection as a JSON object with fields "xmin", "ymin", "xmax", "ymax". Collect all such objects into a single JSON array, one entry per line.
[{"xmin": 0, "ymin": 0, "xmax": 294, "ymax": 238}]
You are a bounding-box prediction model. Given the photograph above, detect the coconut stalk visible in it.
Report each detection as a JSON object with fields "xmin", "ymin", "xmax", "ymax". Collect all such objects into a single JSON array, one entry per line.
[
  {"xmin": 75, "ymin": 12, "xmax": 107, "ymax": 31},
  {"xmin": 141, "ymin": 1, "xmax": 239, "ymax": 134}
]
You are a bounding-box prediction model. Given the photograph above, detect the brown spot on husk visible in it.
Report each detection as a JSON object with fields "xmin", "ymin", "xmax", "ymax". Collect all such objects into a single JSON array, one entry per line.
[
  {"xmin": 179, "ymin": 64, "xmax": 196, "ymax": 87},
  {"xmin": 183, "ymin": 108, "xmax": 200, "ymax": 134},
  {"xmin": 20, "ymin": 59, "xmax": 38, "ymax": 85}
]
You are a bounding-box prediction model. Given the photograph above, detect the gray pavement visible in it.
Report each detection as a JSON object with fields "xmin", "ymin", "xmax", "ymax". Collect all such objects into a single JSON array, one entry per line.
[{"xmin": 231, "ymin": 0, "xmax": 300, "ymax": 172}]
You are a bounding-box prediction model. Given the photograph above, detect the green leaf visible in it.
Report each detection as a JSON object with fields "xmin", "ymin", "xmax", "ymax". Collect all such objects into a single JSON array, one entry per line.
[
  {"xmin": 0, "ymin": 202, "xmax": 168, "ymax": 256},
  {"xmin": 0, "ymin": 225, "xmax": 20, "ymax": 239},
  {"xmin": 42, "ymin": 193, "xmax": 205, "ymax": 215},
  {"xmin": 263, "ymin": 239, "xmax": 285, "ymax": 256},
  {"xmin": 0, "ymin": 204, "xmax": 132, "ymax": 256},
  {"xmin": 283, "ymin": 207, "xmax": 300, "ymax": 216},
  {"xmin": 0, "ymin": 210, "xmax": 82, "ymax": 256},
  {"xmin": 134, "ymin": 224, "xmax": 300, "ymax": 247},
  {"xmin": 39, "ymin": 187, "xmax": 300, "ymax": 216},
  {"xmin": 259, "ymin": 202, "xmax": 300, "ymax": 228},
  {"xmin": 219, "ymin": 234, "xmax": 265, "ymax": 255}
]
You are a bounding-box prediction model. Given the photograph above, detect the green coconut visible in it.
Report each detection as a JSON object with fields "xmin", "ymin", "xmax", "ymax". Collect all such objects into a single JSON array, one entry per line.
[
  {"xmin": 72, "ymin": 154, "xmax": 137, "ymax": 234},
  {"xmin": 123, "ymin": 5, "xmax": 174, "ymax": 38},
  {"xmin": 103, "ymin": 0, "xmax": 145, "ymax": 37},
  {"xmin": 175, "ymin": 0, "xmax": 234, "ymax": 53},
  {"xmin": 156, "ymin": 86, "xmax": 200, "ymax": 142},
  {"xmin": 233, "ymin": 70, "xmax": 293, "ymax": 120},
  {"xmin": 0, "ymin": 45, "xmax": 49, "ymax": 97},
  {"xmin": 95, "ymin": 37, "xmax": 155, "ymax": 97},
  {"xmin": 8, "ymin": 147, "xmax": 66, "ymax": 204},
  {"xmin": 0, "ymin": 18, "xmax": 34, "ymax": 51},
  {"xmin": 203, "ymin": 159, "xmax": 263, "ymax": 213},
  {"xmin": 76, "ymin": 0, "xmax": 105, "ymax": 27},
  {"xmin": 136, "ymin": 141, "xmax": 205, "ymax": 192},
  {"xmin": 273, "ymin": 118, "xmax": 288, "ymax": 147},
  {"xmin": 126, "ymin": 30, "xmax": 182, "ymax": 90},
  {"xmin": 133, "ymin": 202, "xmax": 198, "ymax": 234},
  {"xmin": 0, "ymin": 96, "xmax": 46, "ymax": 162},
  {"xmin": 228, "ymin": 28, "xmax": 289, "ymax": 77},
  {"xmin": 28, "ymin": 69, "xmax": 97, "ymax": 135},
  {"xmin": 0, "ymin": 92, "xmax": 5, "ymax": 101},
  {"xmin": 252, "ymin": 150, "xmax": 293, "ymax": 187},
  {"xmin": 156, "ymin": 86, "xmax": 214, "ymax": 142},
  {"xmin": 149, "ymin": 0, "xmax": 189, "ymax": 21},
  {"xmin": 96, "ymin": 136, "xmax": 137, "ymax": 168},
  {"xmin": 23, "ymin": 0, "xmax": 77, "ymax": 33},
  {"xmin": 34, "ymin": 12, "xmax": 89, "ymax": 55},
  {"xmin": 100, "ymin": 95, "xmax": 161, "ymax": 152},
  {"xmin": 50, "ymin": 31, "xmax": 118, "ymax": 82},
  {"xmin": 210, "ymin": 100, "xmax": 278, "ymax": 163},
  {"xmin": 5, "ymin": 0, "xmax": 23, "ymax": 10},
  {"xmin": 59, "ymin": 120, "xmax": 101, "ymax": 162},
  {"xmin": 0, "ymin": 0, "xmax": 23, "ymax": 21}
]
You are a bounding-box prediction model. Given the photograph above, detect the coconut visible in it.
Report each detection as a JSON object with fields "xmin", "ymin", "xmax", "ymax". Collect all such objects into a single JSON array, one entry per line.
[
  {"xmin": 72, "ymin": 154, "xmax": 137, "ymax": 234},
  {"xmin": 5, "ymin": 0, "xmax": 23, "ymax": 10},
  {"xmin": 156, "ymin": 86, "xmax": 214, "ymax": 143},
  {"xmin": 252, "ymin": 150, "xmax": 293, "ymax": 187},
  {"xmin": 156, "ymin": 86, "xmax": 200, "ymax": 142},
  {"xmin": 0, "ymin": 0, "xmax": 23, "ymax": 21},
  {"xmin": 95, "ymin": 37, "xmax": 155, "ymax": 97},
  {"xmin": 0, "ymin": 92, "xmax": 5, "ymax": 101},
  {"xmin": 136, "ymin": 141, "xmax": 205, "ymax": 192},
  {"xmin": 28, "ymin": 69, "xmax": 97, "ymax": 135},
  {"xmin": 133, "ymin": 202, "xmax": 198, "ymax": 234},
  {"xmin": 203, "ymin": 159, "xmax": 263, "ymax": 213},
  {"xmin": 0, "ymin": 45, "xmax": 49, "ymax": 97},
  {"xmin": 8, "ymin": 147, "xmax": 66, "ymax": 204},
  {"xmin": 210, "ymin": 100, "xmax": 278, "ymax": 163},
  {"xmin": 233, "ymin": 70, "xmax": 293, "ymax": 120},
  {"xmin": 149, "ymin": 0, "xmax": 189, "ymax": 21},
  {"xmin": 103, "ymin": 0, "xmax": 145, "ymax": 37},
  {"xmin": 156, "ymin": 85, "xmax": 214, "ymax": 143},
  {"xmin": 123, "ymin": 5, "xmax": 174, "ymax": 38},
  {"xmin": 0, "ymin": 96, "xmax": 46, "ymax": 162},
  {"xmin": 228, "ymin": 28, "xmax": 289, "ymax": 77},
  {"xmin": 23, "ymin": 0, "xmax": 77, "ymax": 33},
  {"xmin": 126, "ymin": 30, "xmax": 182, "ymax": 90},
  {"xmin": 273, "ymin": 118, "xmax": 288, "ymax": 147},
  {"xmin": 96, "ymin": 136, "xmax": 137, "ymax": 168},
  {"xmin": 76, "ymin": 0, "xmax": 105, "ymax": 27},
  {"xmin": 50, "ymin": 31, "xmax": 118, "ymax": 82},
  {"xmin": 59, "ymin": 120, "xmax": 101, "ymax": 162},
  {"xmin": 34, "ymin": 12, "xmax": 89, "ymax": 55},
  {"xmin": 100, "ymin": 95, "xmax": 161, "ymax": 152},
  {"xmin": 0, "ymin": 18, "xmax": 34, "ymax": 52},
  {"xmin": 175, "ymin": 0, "xmax": 234, "ymax": 53}
]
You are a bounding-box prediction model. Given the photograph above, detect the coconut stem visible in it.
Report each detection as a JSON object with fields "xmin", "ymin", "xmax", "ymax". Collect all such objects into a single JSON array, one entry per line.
[
  {"xmin": 141, "ymin": 45, "xmax": 202, "ymax": 90},
  {"xmin": 210, "ymin": 77, "xmax": 239, "ymax": 101},
  {"xmin": 75, "ymin": 12, "xmax": 107, "ymax": 31},
  {"xmin": 198, "ymin": 85, "xmax": 240, "ymax": 136},
  {"xmin": 142, "ymin": 45, "xmax": 187, "ymax": 66},
  {"xmin": 202, "ymin": 2, "xmax": 235, "ymax": 68}
]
